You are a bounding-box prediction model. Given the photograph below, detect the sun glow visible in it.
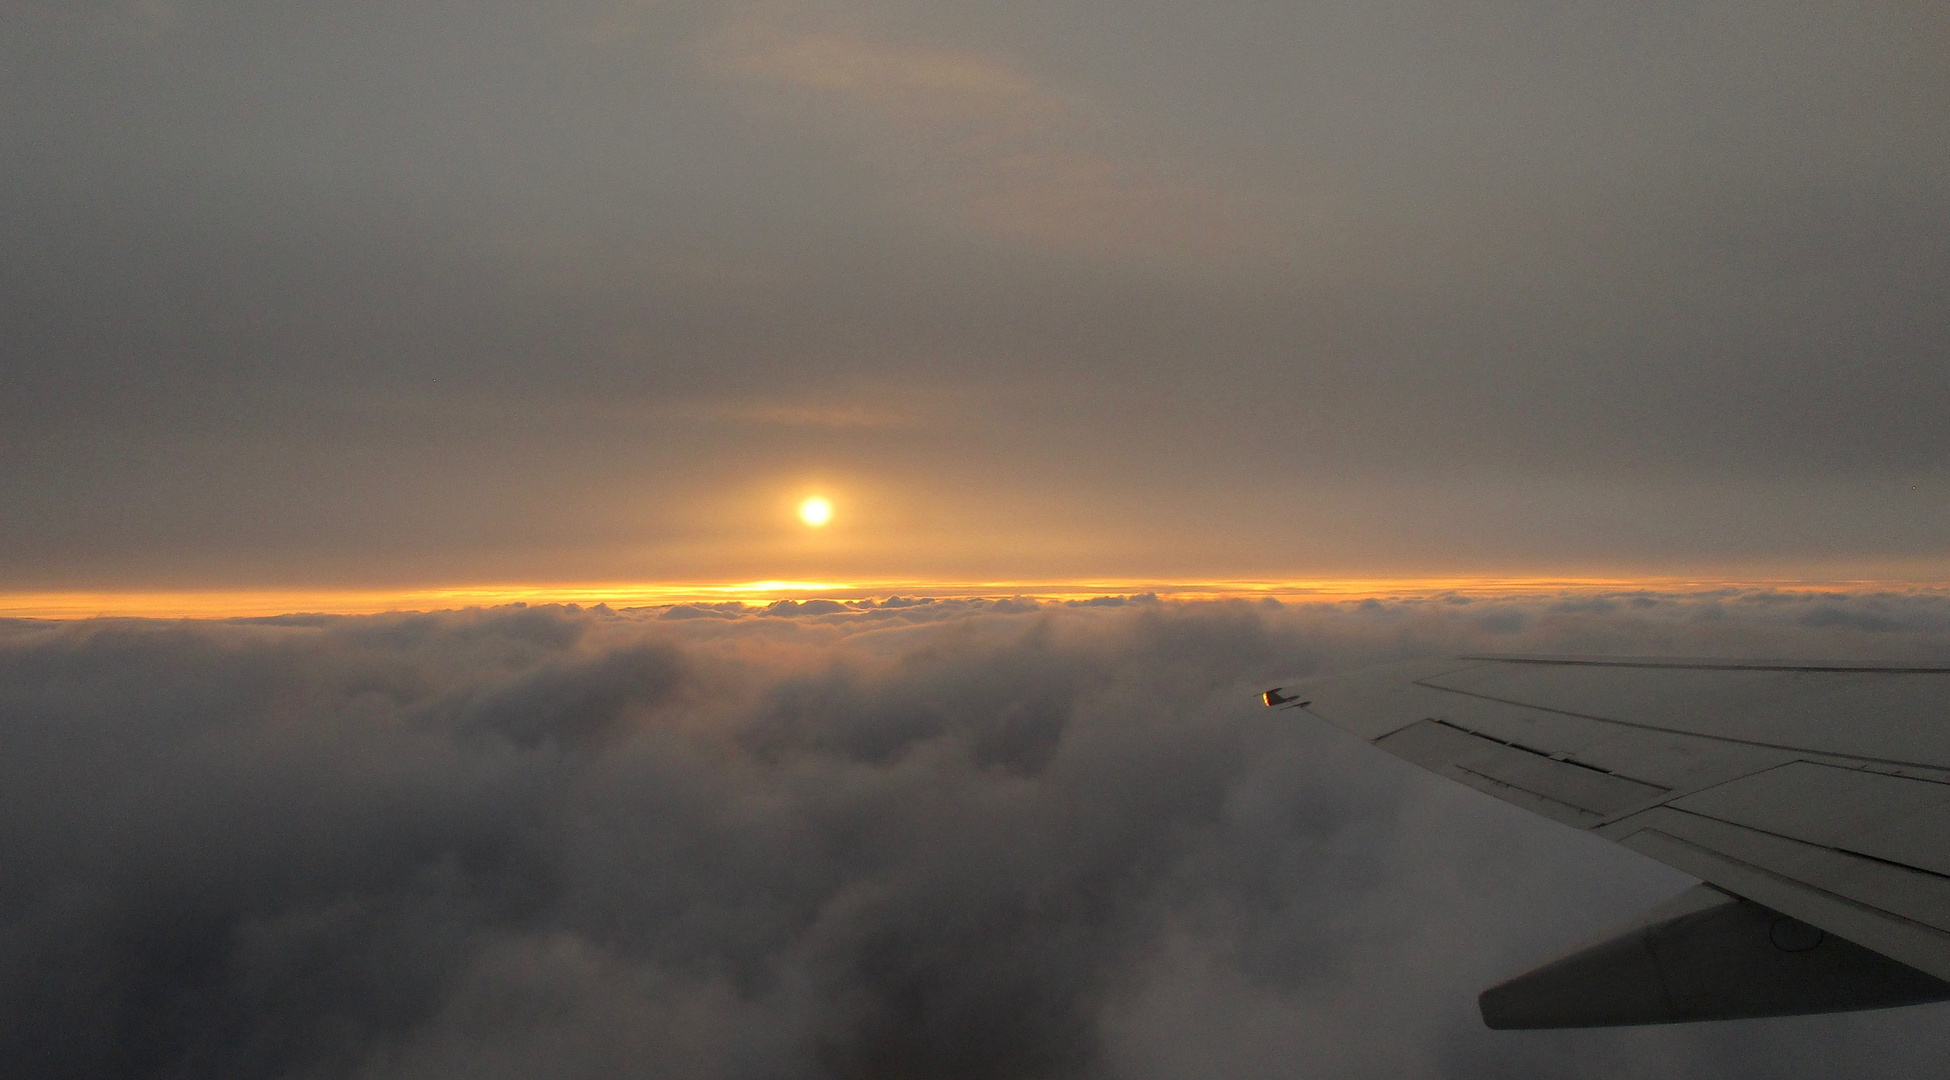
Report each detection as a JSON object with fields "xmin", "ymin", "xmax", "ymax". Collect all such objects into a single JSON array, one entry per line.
[
  {"xmin": 798, "ymin": 496, "xmax": 833, "ymax": 527},
  {"xmin": 4, "ymin": 575, "xmax": 1946, "ymax": 620}
]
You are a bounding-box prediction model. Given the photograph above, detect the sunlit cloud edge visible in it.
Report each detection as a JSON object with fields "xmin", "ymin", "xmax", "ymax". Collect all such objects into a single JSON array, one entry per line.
[{"xmin": 6, "ymin": 576, "xmax": 1950, "ymax": 620}]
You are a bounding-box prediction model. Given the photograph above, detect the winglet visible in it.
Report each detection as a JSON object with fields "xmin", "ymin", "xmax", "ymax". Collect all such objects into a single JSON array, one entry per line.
[{"xmin": 1262, "ymin": 688, "xmax": 1310, "ymax": 708}]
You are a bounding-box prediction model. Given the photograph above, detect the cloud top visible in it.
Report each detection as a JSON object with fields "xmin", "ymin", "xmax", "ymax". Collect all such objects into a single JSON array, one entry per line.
[{"xmin": 5, "ymin": 594, "xmax": 1950, "ymax": 1078}]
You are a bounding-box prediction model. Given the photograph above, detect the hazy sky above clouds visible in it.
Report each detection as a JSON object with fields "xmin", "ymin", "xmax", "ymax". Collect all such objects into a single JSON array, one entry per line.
[{"xmin": 4, "ymin": 0, "xmax": 1947, "ymax": 588}]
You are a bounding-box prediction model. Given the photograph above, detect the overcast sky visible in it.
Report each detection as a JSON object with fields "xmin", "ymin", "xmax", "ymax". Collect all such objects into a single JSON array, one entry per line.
[{"xmin": 4, "ymin": 0, "xmax": 1947, "ymax": 588}]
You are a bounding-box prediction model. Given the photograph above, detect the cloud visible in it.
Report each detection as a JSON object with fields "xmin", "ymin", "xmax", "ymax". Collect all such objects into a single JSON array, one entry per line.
[
  {"xmin": 679, "ymin": 395, "xmax": 938, "ymax": 431},
  {"xmin": 2, "ymin": 0, "xmax": 175, "ymax": 33},
  {"xmin": 4, "ymin": 594, "xmax": 1950, "ymax": 1078},
  {"xmin": 713, "ymin": 30, "xmax": 1054, "ymax": 120},
  {"xmin": 705, "ymin": 22, "xmax": 1250, "ymax": 260}
]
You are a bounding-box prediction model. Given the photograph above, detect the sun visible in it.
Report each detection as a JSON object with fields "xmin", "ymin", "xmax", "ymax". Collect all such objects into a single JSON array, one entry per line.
[{"xmin": 797, "ymin": 496, "xmax": 833, "ymax": 527}]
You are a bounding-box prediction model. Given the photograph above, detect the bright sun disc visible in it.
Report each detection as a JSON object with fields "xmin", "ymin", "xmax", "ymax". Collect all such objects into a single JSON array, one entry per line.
[{"xmin": 798, "ymin": 496, "xmax": 833, "ymax": 527}]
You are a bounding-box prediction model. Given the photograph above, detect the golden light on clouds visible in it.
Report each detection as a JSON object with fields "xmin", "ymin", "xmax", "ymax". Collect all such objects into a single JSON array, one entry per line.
[
  {"xmin": 798, "ymin": 496, "xmax": 834, "ymax": 527},
  {"xmin": 5, "ymin": 577, "xmax": 1948, "ymax": 620}
]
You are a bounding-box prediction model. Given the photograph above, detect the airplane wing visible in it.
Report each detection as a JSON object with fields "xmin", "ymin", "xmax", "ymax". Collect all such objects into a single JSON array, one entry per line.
[{"xmin": 1267, "ymin": 656, "xmax": 1950, "ymax": 1028}]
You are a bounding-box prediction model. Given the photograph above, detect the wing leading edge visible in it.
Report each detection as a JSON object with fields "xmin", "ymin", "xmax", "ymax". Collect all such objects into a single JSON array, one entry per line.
[{"xmin": 1268, "ymin": 656, "xmax": 1950, "ymax": 1028}]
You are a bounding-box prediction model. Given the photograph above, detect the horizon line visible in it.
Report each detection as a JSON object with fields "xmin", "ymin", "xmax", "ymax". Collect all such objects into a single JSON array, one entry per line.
[{"xmin": 4, "ymin": 575, "xmax": 1949, "ymax": 620}]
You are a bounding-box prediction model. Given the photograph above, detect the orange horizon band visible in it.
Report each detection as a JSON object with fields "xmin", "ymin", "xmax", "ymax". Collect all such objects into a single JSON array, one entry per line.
[{"xmin": 3, "ymin": 576, "xmax": 1948, "ymax": 620}]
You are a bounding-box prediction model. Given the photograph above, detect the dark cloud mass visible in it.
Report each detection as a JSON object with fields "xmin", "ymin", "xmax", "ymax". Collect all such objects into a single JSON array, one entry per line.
[{"xmin": 5, "ymin": 594, "xmax": 1950, "ymax": 1079}]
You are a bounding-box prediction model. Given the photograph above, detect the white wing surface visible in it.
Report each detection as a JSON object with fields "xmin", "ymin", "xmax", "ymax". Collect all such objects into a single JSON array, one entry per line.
[{"xmin": 1271, "ymin": 656, "xmax": 1950, "ymax": 1027}]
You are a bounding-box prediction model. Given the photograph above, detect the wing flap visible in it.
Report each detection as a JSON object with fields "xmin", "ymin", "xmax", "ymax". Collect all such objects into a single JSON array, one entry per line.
[
  {"xmin": 1620, "ymin": 809, "xmax": 1950, "ymax": 983},
  {"xmin": 1670, "ymin": 762, "xmax": 1950, "ymax": 878},
  {"xmin": 1423, "ymin": 688, "xmax": 1796, "ymax": 794},
  {"xmin": 1375, "ymin": 719, "xmax": 1668, "ymax": 824}
]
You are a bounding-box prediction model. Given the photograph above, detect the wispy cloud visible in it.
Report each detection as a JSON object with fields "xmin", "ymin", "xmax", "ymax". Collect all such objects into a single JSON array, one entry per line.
[
  {"xmin": 5, "ymin": 0, "xmax": 179, "ymax": 37},
  {"xmin": 705, "ymin": 22, "xmax": 1250, "ymax": 260},
  {"xmin": 714, "ymin": 30, "xmax": 1054, "ymax": 120},
  {"xmin": 677, "ymin": 394, "xmax": 936, "ymax": 430}
]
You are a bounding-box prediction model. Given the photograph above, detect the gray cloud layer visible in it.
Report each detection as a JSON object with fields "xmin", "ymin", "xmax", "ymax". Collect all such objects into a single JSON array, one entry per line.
[
  {"xmin": 5, "ymin": 594, "xmax": 1950, "ymax": 1079},
  {"xmin": 3, "ymin": 0, "xmax": 1947, "ymax": 583}
]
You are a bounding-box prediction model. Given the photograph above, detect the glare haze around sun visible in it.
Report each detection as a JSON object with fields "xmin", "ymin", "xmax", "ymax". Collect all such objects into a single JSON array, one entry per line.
[{"xmin": 798, "ymin": 497, "xmax": 833, "ymax": 527}]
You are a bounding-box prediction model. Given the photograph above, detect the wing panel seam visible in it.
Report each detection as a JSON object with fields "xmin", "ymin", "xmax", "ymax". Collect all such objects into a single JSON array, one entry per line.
[
  {"xmin": 1661, "ymin": 806, "xmax": 1950, "ymax": 885},
  {"xmin": 1429, "ymin": 717, "xmax": 1627, "ymax": 777},
  {"xmin": 1624, "ymin": 826, "xmax": 1950, "ymax": 945},
  {"xmin": 1458, "ymin": 656, "xmax": 1950, "ymax": 673},
  {"xmin": 1411, "ymin": 680, "xmax": 1950, "ymax": 773},
  {"xmin": 1447, "ymin": 765, "xmax": 1606, "ymax": 826}
]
